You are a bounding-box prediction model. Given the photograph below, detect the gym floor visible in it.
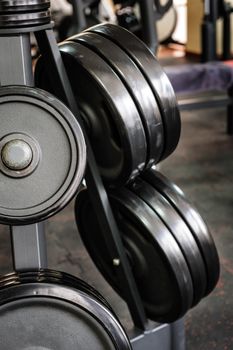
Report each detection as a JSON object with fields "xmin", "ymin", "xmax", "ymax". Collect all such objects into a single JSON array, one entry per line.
[{"xmin": 0, "ymin": 46, "xmax": 233, "ymax": 349}]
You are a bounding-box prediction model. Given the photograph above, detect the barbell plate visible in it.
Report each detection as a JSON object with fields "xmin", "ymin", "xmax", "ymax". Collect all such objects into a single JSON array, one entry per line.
[
  {"xmin": 35, "ymin": 41, "xmax": 147, "ymax": 186},
  {"xmin": 0, "ymin": 85, "xmax": 86, "ymax": 225},
  {"xmin": 0, "ymin": 269, "xmax": 110, "ymax": 309},
  {"xmin": 142, "ymin": 169, "xmax": 220, "ymax": 296},
  {"xmin": 129, "ymin": 177, "xmax": 207, "ymax": 306},
  {"xmin": 86, "ymin": 23, "xmax": 181, "ymax": 161},
  {"xmin": 0, "ymin": 270, "xmax": 131, "ymax": 350},
  {"xmin": 68, "ymin": 31, "xmax": 164, "ymax": 167},
  {"xmin": 75, "ymin": 187, "xmax": 193, "ymax": 323}
]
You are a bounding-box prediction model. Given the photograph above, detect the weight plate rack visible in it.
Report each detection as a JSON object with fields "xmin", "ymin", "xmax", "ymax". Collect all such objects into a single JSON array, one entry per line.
[{"xmin": 0, "ymin": 2, "xmax": 219, "ymax": 350}]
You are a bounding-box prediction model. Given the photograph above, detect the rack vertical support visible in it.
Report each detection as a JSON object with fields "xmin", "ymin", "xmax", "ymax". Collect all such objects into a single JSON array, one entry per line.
[{"xmin": 0, "ymin": 32, "xmax": 48, "ymax": 271}]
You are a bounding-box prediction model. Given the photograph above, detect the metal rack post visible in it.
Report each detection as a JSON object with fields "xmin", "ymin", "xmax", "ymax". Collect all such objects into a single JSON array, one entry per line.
[
  {"xmin": 201, "ymin": 0, "xmax": 218, "ymax": 62},
  {"xmin": 0, "ymin": 21, "xmax": 48, "ymax": 270}
]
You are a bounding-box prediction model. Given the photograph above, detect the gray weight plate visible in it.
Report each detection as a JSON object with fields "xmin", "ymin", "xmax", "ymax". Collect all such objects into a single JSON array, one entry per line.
[
  {"xmin": 86, "ymin": 23, "xmax": 181, "ymax": 161},
  {"xmin": 36, "ymin": 41, "xmax": 147, "ymax": 186},
  {"xmin": 0, "ymin": 270, "xmax": 131, "ymax": 350},
  {"xmin": 68, "ymin": 31, "xmax": 164, "ymax": 167},
  {"xmin": 0, "ymin": 85, "xmax": 86, "ymax": 225},
  {"xmin": 0, "ymin": 269, "xmax": 110, "ymax": 310},
  {"xmin": 0, "ymin": 269, "xmax": 122, "ymax": 326},
  {"xmin": 75, "ymin": 187, "xmax": 193, "ymax": 323},
  {"xmin": 0, "ymin": 11, "xmax": 51, "ymax": 28},
  {"xmin": 129, "ymin": 177, "xmax": 207, "ymax": 306},
  {"xmin": 142, "ymin": 169, "xmax": 220, "ymax": 295}
]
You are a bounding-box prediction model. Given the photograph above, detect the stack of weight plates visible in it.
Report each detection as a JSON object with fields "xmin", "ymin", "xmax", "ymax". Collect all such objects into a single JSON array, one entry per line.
[
  {"xmin": 35, "ymin": 23, "xmax": 181, "ymax": 186},
  {"xmin": 0, "ymin": 0, "xmax": 51, "ymax": 28},
  {"xmin": 75, "ymin": 168, "xmax": 220, "ymax": 323},
  {"xmin": 35, "ymin": 23, "xmax": 220, "ymax": 323}
]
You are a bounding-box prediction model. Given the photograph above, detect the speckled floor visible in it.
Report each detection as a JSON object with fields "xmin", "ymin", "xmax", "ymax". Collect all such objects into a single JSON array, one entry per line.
[
  {"xmin": 162, "ymin": 105, "xmax": 233, "ymax": 349},
  {"xmin": 0, "ymin": 103, "xmax": 233, "ymax": 349}
]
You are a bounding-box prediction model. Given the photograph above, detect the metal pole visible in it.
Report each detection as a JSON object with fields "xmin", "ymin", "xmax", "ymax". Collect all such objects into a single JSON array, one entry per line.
[
  {"xmin": 139, "ymin": 0, "xmax": 158, "ymax": 53},
  {"xmin": 72, "ymin": 0, "xmax": 87, "ymax": 32},
  {"xmin": 10, "ymin": 224, "xmax": 48, "ymax": 271},
  {"xmin": 222, "ymin": 3, "xmax": 232, "ymax": 60},
  {"xmin": 0, "ymin": 31, "xmax": 48, "ymax": 271},
  {"xmin": 201, "ymin": 0, "xmax": 218, "ymax": 62}
]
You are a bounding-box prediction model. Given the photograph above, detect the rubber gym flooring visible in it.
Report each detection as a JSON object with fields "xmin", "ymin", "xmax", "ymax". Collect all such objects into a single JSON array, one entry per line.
[{"xmin": 0, "ymin": 53, "xmax": 233, "ymax": 350}]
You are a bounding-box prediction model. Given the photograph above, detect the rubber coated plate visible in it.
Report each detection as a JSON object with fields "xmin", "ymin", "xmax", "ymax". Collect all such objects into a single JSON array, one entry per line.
[
  {"xmin": 69, "ymin": 31, "xmax": 164, "ymax": 167},
  {"xmin": 86, "ymin": 23, "xmax": 181, "ymax": 161},
  {"xmin": 142, "ymin": 169, "xmax": 220, "ymax": 295},
  {"xmin": 0, "ymin": 86, "xmax": 86, "ymax": 225},
  {"xmin": 75, "ymin": 187, "xmax": 193, "ymax": 323},
  {"xmin": 35, "ymin": 41, "xmax": 147, "ymax": 186},
  {"xmin": 129, "ymin": 177, "xmax": 207, "ymax": 306},
  {"xmin": 0, "ymin": 270, "xmax": 131, "ymax": 350}
]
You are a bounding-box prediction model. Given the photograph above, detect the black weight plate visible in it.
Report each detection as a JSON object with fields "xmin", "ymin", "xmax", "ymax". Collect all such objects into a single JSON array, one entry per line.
[
  {"xmin": 0, "ymin": 270, "xmax": 131, "ymax": 350},
  {"xmin": 36, "ymin": 41, "xmax": 147, "ymax": 186},
  {"xmin": 69, "ymin": 31, "xmax": 164, "ymax": 167},
  {"xmin": 129, "ymin": 177, "xmax": 207, "ymax": 306},
  {"xmin": 75, "ymin": 188, "xmax": 193, "ymax": 323},
  {"xmin": 86, "ymin": 23, "xmax": 181, "ymax": 161},
  {"xmin": 142, "ymin": 169, "xmax": 220, "ymax": 295},
  {"xmin": 0, "ymin": 85, "xmax": 86, "ymax": 225}
]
